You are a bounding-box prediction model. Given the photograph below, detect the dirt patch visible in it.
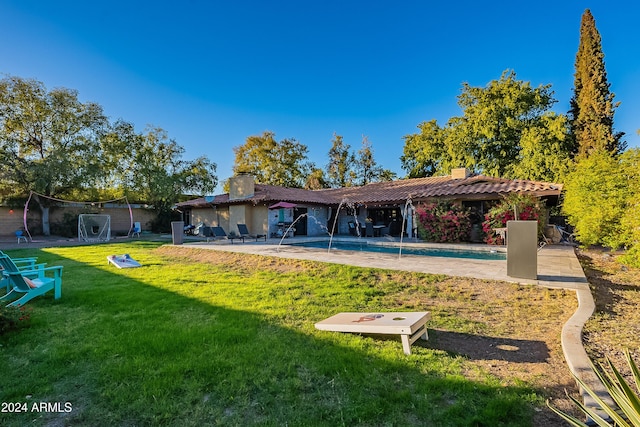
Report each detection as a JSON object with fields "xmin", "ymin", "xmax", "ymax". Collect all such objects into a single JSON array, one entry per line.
[
  {"xmin": 156, "ymin": 245, "xmax": 322, "ymax": 274},
  {"xmin": 579, "ymin": 248, "xmax": 640, "ymax": 382}
]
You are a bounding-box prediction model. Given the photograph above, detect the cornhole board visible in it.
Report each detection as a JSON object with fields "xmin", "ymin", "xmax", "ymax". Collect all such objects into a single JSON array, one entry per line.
[
  {"xmin": 107, "ymin": 254, "xmax": 141, "ymax": 269},
  {"xmin": 315, "ymin": 312, "xmax": 430, "ymax": 355}
]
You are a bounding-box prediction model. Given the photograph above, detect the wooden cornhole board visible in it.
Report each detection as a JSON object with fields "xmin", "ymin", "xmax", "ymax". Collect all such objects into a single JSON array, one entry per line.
[
  {"xmin": 315, "ymin": 312, "xmax": 430, "ymax": 354},
  {"xmin": 107, "ymin": 254, "xmax": 142, "ymax": 269}
]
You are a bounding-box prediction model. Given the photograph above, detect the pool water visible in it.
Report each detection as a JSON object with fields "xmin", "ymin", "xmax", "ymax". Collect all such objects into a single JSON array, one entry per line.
[{"xmin": 288, "ymin": 241, "xmax": 506, "ymax": 261}]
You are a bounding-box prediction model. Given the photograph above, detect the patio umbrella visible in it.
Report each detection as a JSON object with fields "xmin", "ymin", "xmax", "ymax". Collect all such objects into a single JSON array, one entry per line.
[{"xmin": 268, "ymin": 201, "xmax": 297, "ymax": 209}]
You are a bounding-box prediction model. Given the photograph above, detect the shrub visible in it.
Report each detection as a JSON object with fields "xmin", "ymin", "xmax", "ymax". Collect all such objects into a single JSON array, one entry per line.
[
  {"xmin": 482, "ymin": 193, "xmax": 544, "ymax": 245},
  {"xmin": 415, "ymin": 201, "xmax": 471, "ymax": 243},
  {"xmin": 563, "ymin": 151, "xmax": 628, "ymax": 248},
  {"xmin": 620, "ymin": 246, "xmax": 640, "ymax": 269},
  {"xmin": 0, "ymin": 305, "xmax": 32, "ymax": 335},
  {"xmin": 50, "ymin": 212, "xmax": 80, "ymax": 238}
]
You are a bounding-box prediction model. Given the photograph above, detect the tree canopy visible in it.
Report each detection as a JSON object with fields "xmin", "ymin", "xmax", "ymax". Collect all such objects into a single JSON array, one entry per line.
[
  {"xmin": 401, "ymin": 70, "xmax": 571, "ymax": 183},
  {"xmin": 0, "ymin": 75, "xmax": 217, "ymax": 234},
  {"xmin": 0, "ymin": 76, "xmax": 108, "ymax": 200},
  {"xmin": 326, "ymin": 133, "xmax": 394, "ymax": 187},
  {"xmin": 232, "ymin": 131, "xmax": 313, "ymax": 188},
  {"xmin": 326, "ymin": 133, "xmax": 355, "ymax": 188},
  {"xmin": 354, "ymin": 136, "xmax": 396, "ymax": 185}
]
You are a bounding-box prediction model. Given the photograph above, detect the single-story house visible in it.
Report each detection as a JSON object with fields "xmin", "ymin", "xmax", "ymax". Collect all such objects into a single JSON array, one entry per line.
[{"xmin": 176, "ymin": 168, "xmax": 563, "ymax": 240}]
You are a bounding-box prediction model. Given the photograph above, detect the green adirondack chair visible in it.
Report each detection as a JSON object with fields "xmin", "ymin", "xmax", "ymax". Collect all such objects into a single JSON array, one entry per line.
[{"xmin": 0, "ymin": 254, "xmax": 62, "ymax": 307}]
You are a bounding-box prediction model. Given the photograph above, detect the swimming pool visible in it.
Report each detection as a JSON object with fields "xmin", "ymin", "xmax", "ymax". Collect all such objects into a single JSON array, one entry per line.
[{"xmin": 287, "ymin": 240, "xmax": 506, "ymax": 261}]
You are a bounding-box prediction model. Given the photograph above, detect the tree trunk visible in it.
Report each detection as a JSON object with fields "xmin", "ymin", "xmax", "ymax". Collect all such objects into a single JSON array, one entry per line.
[
  {"xmin": 42, "ymin": 206, "xmax": 50, "ymax": 236},
  {"xmin": 33, "ymin": 195, "xmax": 51, "ymax": 236}
]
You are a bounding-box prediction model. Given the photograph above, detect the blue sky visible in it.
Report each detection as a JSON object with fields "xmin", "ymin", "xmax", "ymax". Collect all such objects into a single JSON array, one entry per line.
[{"xmin": 2, "ymin": 1, "xmax": 639, "ymax": 193}]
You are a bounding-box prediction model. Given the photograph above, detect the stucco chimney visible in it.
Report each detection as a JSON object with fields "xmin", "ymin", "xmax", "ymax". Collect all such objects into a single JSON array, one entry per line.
[
  {"xmin": 451, "ymin": 168, "xmax": 471, "ymax": 179},
  {"xmin": 229, "ymin": 174, "xmax": 255, "ymax": 200}
]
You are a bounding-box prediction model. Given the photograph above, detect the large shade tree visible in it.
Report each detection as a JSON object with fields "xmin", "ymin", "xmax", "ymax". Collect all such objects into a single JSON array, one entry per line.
[
  {"xmin": 0, "ymin": 75, "xmax": 218, "ymax": 234},
  {"xmin": 401, "ymin": 70, "xmax": 571, "ymax": 182},
  {"xmin": 0, "ymin": 76, "xmax": 108, "ymax": 234},
  {"xmin": 89, "ymin": 119, "xmax": 218, "ymax": 232},
  {"xmin": 232, "ymin": 131, "xmax": 313, "ymax": 188},
  {"xmin": 113, "ymin": 125, "xmax": 218, "ymax": 231}
]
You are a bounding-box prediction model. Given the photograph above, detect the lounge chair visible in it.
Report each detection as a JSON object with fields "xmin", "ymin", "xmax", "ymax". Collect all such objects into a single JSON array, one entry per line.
[
  {"xmin": 348, "ymin": 221, "xmax": 359, "ymax": 236},
  {"xmin": 237, "ymin": 224, "xmax": 267, "ymax": 242},
  {"xmin": 209, "ymin": 226, "xmax": 244, "ymax": 244},
  {"xmin": 0, "ymin": 254, "xmax": 62, "ymax": 307}
]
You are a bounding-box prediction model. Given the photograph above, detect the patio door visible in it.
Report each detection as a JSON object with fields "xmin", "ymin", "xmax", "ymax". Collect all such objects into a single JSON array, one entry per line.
[{"xmin": 293, "ymin": 207, "xmax": 307, "ymax": 235}]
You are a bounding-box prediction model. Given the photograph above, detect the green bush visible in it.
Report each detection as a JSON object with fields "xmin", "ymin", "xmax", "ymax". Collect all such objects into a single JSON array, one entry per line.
[
  {"xmin": 620, "ymin": 247, "xmax": 640, "ymax": 269},
  {"xmin": 50, "ymin": 212, "xmax": 80, "ymax": 237},
  {"xmin": 0, "ymin": 305, "xmax": 32, "ymax": 335},
  {"xmin": 563, "ymin": 151, "xmax": 628, "ymax": 248}
]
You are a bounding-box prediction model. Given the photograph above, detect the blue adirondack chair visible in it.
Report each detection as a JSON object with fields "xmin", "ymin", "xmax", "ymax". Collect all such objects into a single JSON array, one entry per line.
[
  {"xmin": 0, "ymin": 252, "xmax": 46, "ymax": 292},
  {"xmin": 0, "ymin": 254, "xmax": 62, "ymax": 307}
]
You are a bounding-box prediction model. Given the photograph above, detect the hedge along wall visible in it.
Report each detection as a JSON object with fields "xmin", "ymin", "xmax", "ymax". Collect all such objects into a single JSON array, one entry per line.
[{"xmin": 0, "ymin": 205, "xmax": 156, "ymax": 237}]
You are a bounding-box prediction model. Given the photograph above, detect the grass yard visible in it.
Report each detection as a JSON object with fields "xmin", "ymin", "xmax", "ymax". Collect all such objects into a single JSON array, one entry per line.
[{"xmin": 1, "ymin": 241, "xmax": 581, "ymax": 426}]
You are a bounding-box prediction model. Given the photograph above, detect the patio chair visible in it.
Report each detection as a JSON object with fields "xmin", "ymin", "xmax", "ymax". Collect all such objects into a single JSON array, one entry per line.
[
  {"xmin": 209, "ymin": 226, "xmax": 244, "ymax": 244},
  {"xmin": 0, "ymin": 254, "xmax": 62, "ymax": 307},
  {"xmin": 555, "ymin": 225, "xmax": 576, "ymax": 245},
  {"xmin": 348, "ymin": 221, "xmax": 358, "ymax": 236},
  {"xmin": 0, "ymin": 251, "xmax": 40, "ymax": 267},
  {"xmin": 0, "ymin": 252, "xmax": 47, "ymax": 293},
  {"xmin": 365, "ymin": 222, "xmax": 374, "ymax": 237},
  {"xmin": 237, "ymin": 224, "xmax": 267, "ymax": 242},
  {"xmin": 15, "ymin": 230, "xmax": 28, "ymax": 244},
  {"xmin": 132, "ymin": 222, "xmax": 141, "ymax": 238}
]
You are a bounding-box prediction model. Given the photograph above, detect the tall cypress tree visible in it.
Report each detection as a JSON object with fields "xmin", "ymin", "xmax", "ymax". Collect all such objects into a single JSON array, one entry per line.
[{"xmin": 569, "ymin": 9, "xmax": 625, "ymax": 157}]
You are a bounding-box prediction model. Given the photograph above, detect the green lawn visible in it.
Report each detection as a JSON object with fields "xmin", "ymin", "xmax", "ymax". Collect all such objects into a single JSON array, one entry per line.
[{"xmin": 1, "ymin": 241, "xmax": 564, "ymax": 426}]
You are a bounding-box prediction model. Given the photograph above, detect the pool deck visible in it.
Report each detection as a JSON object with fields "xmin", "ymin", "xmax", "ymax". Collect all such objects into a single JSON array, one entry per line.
[{"xmin": 184, "ymin": 236, "xmax": 612, "ymax": 414}]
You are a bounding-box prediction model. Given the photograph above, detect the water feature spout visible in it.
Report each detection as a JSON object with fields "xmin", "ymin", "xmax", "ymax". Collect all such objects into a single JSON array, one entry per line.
[
  {"xmin": 328, "ymin": 199, "xmax": 345, "ymax": 253},
  {"xmin": 399, "ymin": 196, "xmax": 414, "ymax": 259},
  {"xmin": 276, "ymin": 211, "xmax": 331, "ymax": 252},
  {"xmin": 327, "ymin": 199, "xmax": 363, "ymax": 253}
]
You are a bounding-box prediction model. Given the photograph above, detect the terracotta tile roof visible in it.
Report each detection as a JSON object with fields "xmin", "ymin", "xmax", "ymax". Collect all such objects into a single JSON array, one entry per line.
[
  {"xmin": 177, "ymin": 175, "xmax": 563, "ymax": 208},
  {"xmin": 324, "ymin": 175, "xmax": 562, "ymax": 204}
]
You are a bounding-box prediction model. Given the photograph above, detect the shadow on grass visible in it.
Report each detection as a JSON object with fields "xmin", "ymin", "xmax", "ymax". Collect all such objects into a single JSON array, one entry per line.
[
  {"xmin": 1, "ymin": 242, "xmax": 550, "ymax": 427},
  {"xmin": 427, "ymin": 330, "xmax": 550, "ymax": 363}
]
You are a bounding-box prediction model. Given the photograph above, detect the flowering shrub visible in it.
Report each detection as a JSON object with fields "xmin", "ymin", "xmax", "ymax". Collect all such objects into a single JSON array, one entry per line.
[
  {"xmin": 415, "ymin": 201, "xmax": 471, "ymax": 243},
  {"xmin": 0, "ymin": 305, "xmax": 32, "ymax": 335},
  {"xmin": 482, "ymin": 193, "xmax": 544, "ymax": 245}
]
